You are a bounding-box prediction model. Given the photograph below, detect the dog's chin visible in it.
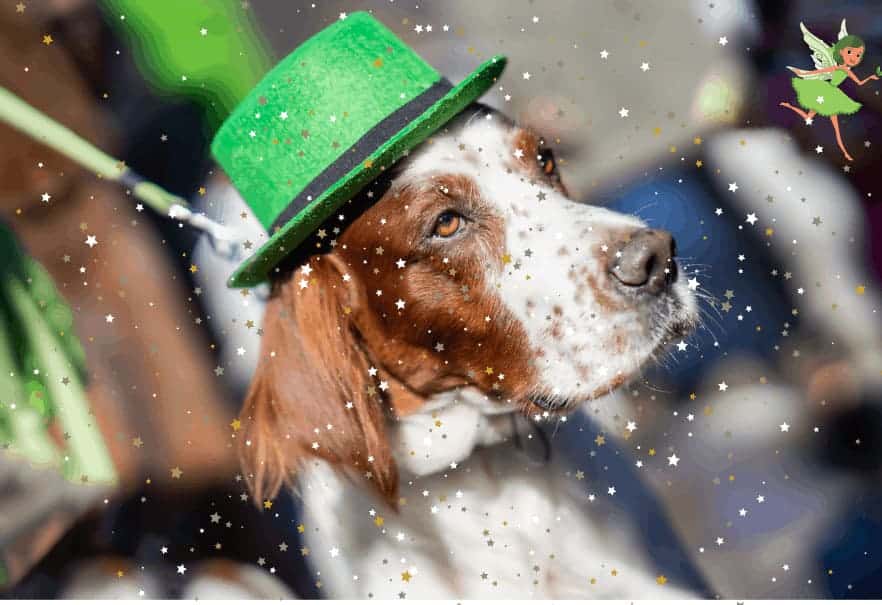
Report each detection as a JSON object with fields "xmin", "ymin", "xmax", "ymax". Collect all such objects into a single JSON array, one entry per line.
[{"xmin": 522, "ymin": 293, "xmax": 699, "ymax": 416}]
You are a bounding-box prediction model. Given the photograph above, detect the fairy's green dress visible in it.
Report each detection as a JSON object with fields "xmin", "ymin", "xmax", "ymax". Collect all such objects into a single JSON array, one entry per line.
[{"xmin": 791, "ymin": 68, "xmax": 861, "ymax": 116}]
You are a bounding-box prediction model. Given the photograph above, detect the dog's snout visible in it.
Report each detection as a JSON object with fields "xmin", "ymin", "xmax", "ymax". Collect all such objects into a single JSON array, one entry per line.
[{"xmin": 609, "ymin": 229, "xmax": 677, "ymax": 294}]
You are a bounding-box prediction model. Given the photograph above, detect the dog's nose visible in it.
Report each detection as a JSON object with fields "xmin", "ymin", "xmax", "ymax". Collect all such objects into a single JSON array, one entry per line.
[{"xmin": 609, "ymin": 228, "xmax": 677, "ymax": 294}]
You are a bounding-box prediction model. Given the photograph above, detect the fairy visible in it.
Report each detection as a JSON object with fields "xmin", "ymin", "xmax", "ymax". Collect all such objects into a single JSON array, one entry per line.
[{"xmin": 779, "ymin": 19, "xmax": 879, "ymax": 162}]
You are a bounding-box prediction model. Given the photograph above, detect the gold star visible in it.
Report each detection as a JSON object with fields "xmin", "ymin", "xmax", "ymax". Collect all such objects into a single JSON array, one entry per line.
[
  {"xmin": 198, "ymin": 186, "xmax": 206, "ymax": 195},
  {"xmin": 189, "ymin": 264, "xmax": 198, "ymax": 273},
  {"xmin": 16, "ymin": 2, "xmax": 25, "ymax": 13},
  {"xmin": 656, "ymin": 575, "xmax": 668, "ymax": 585},
  {"xmin": 765, "ymin": 227, "xmax": 774, "ymax": 237},
  {"xmin": 501, "ymin": 253, "xmax": 512, "ymax": 264},
  {"xmin": 401, "ymin": 571, "xmax": 412, "ymax": 582},
  {"xmin": 856, "ymin": 284, "xmax": 866, "ymax": 295},
  {"xmin": 170, "ymin": 466, "xmax": 183, "ymax": 479},
  {"xmin": 611, "ymin": 568, "xmax": 618, "ymax": 576},
  {"xmin": 693, "ymin": 137, "xmax": 702, "ymax": 145},
  {"xmin": 300, "ymin": 546, "xmax": 310, "ymax": 555},
  {"xmin": 648, "ymin": 448, "xmax": 657, "ymax": 456},
  {"xmin": 132, "ymin": 436, "xmax": 143, "ymax": 448},
  {"xmin": 689, "ymin": 392, "xmax": 697, "ymax": 400},
  {"xmin": 42, "ymin": 34, "xmax": 53, "ymax": 45},
  {"xmin": 363, "ymin": 159, "xmax": 374, "ymax": 168},
  {"xmin": 116, "ymin": 570, "xmax": 124, "ymax": 578},
  {"xmin": 230, "ymin": 418, "xmax": 242, "ymax": 431},
  {"xmin": 594, "ymin": 435, "xmax": 606, "ymax": 446},
  {"xmin": 263, "ymin": 499, "xmax": 273, "ymax": 509},
  {"xmin": 297, "ymin": 523, "xmax": 305, "ymax": 533},
  {"xmin": 374, "ymin": 516, "xmax": 385, "ymax": 527},
  {"xmin": 695, "ymin": 160, "xmax": 703, "ymax": 168},
  {"xmin": 484, "ymin": 366, "xmax": 494, "ymax": 375}
]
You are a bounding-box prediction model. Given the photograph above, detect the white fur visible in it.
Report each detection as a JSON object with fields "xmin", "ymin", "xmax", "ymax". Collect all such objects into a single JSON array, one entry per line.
[
  {"xmin": 403, "ymin": 111, "xmax": 698, "ymax": 406},
  {"xmin": 292, "ymin": 113, "xmax": 700, "ymax": 599},
  {"xmin": 299, "ymin": 390, "xmax": 696, "ymax": 598}
]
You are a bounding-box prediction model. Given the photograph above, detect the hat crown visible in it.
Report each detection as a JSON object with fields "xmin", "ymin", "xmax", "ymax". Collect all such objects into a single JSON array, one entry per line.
[{"xmin": 211, "ymin": 12, "xmax": 441, "ymax": 229}]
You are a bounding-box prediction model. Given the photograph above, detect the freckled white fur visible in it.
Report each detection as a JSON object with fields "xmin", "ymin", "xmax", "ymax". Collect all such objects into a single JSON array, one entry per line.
[
  {"xmin": 403, "ymin": 111, "xmax": 697, "ymax": 403},
  {"xmin": 293, "ymin": 112, "xmax": 700, "ymax": 599}
]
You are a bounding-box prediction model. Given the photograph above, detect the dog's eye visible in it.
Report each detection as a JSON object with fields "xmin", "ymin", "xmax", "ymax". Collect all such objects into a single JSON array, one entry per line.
[
  {"xmin": 538, "ymin": 147, "xmax": 556, "ymax": 175},
  {"xmin": 433, "ymin": 211, "xmax": 462, "ymax": 238}
]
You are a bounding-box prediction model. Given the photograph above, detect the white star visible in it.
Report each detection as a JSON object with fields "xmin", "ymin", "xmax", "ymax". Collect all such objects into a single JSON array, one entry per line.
[
  {"xmin": 756, "ymin": 494, "xmax": 765, "ymax": 503},
  {"xmin": 739, "ymin": 508, "xmax": 748, "ymax": 517},
  {"xmin": 676, "ymin": 341, "xmax": 688, "ymax": 351},
  {"xmin": 395, "ymin": 258, "xmax": 406, "ymax": 269},
  {"xmin": 329, "ymin": 547, "xmax": 340, "ymax": 557},
  {"xmin": 718, "ymin": 36, "xmax": 728, "ymax": 46},
  {"xmin": 718, "ymin": 381, "xmax": 728, "ymax": 392},
  {"xmin": 160, "ymin": 546, "xmax": 168, "ymax": 554},
  {"xmin": 368, "ymin": 367, "xmax": 378, "ymax": 376},
  {"xmin": 395, "ymin": 299, "xmax": 406, "ymax": 310},
  {"xmin": 715, "ymin": 536, "xmax": 725, "ymax": 546},
  {"xmin": 805, "ymin": 117, "xmax": 814, "ymax": 125},
  {"xmin": 626, "ymin": 420, "xmax": 637, "ymax": 432},
  {"xmin": 667, "ymin": 453, "xmax": 680, "ymax": 467},
  {"xmin": 687, "ymin": 277, "xmax": 700, "ymax": 291},
  {"xmin": 298, "ymin": 279, "xmax": 309, "ymax": 289},
  {"xmin": 815, "ymin": 145, "xmax": 823, "ymax": 154},
  {"xmin": 640, "ymin": 62, "xmax": 650, "ymax": 72},
  {"xmin": 746, "ymin": 213, "xmax": 758, "ymax": 225},
  {"xmin": 442, "ymin": 24, "xmax": 449, "ymax": 32},
  {"xmin": 728, "ymin": 182, "xmax": 739, "ymax": 192},
  {"xmin": 177, "ymin": 564, "xmax": 187, "ymax": 575},
  {"xmin": 85, "ymin": 235, "xmax": 98, "ymax": 248},
  {"xmin": 635, "ymin": 460, "xmax": 644, "ymax": 468},
  {"xmin": 338, "ymin": 12, "xmax": 347, "ymax": 20},
  {"xmin": 600, "ymin": 49, "xmax": 609, "ymax": 59},
  {"xmin": 248, "ymin": 130, "xmax": 256, "ymax": 138},
  {"xmin": 300, "ymin": 264, "xmax": 313, "ymax": 276},
  {"xmin": 816, "ymin": 95, "xmax": 824, "ymax": 104},
  {"xmin": 607, "ymin": 486, "xmax": 616, "ymax": 495},
  {"xmin": 40, "ymin": 192, "xmax": 51, "ymax": 203},
  {"xmin": 414, "ymin": 24, "xmax": 423, "ymax": 33},
  {"xmin": 779, "ymin": 422, "xmax": 790, "ymax": 432},
  {"xmin": 522, "ymin": 71, "xmax": 531, "ymax": 80},
  {"xmin": 199, "ymin": 27, "xmax": 207, "ymax": 36},
  {"xmin": 105, "ymin": 314, "xmax": 114, "ymax": 323},
  {"xmin": 279, "ymin": 111, "xmax": 288, "ymax": 120},
  {"xmin": 618, "ymin": 107, "xmax": 630, "ymax": 118},
  {"xmin": 715, "ymin": 207, "xmax": 723, "ymax": 215},
  {"xmin": 512, "ymin": 148, "xmax": 524, "ymax": 159}
]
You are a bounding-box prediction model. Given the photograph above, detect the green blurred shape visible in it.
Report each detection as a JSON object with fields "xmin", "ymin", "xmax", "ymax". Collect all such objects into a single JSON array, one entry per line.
[
  {"xmin": 0, "ymin": 222, "xmax": 115, "ymax": 485},
  {"xmin": 99, "ymin": 0, "xmax": 272, "ymax": 129}
]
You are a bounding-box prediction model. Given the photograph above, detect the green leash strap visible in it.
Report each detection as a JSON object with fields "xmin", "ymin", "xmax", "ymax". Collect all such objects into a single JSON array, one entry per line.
[{"xmin": 0, "ymin": 86, "xmax": 242, "ymax": 260}]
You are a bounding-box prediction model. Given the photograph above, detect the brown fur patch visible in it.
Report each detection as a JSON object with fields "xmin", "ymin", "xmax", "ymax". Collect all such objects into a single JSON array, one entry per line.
[{"xmin": 241, "ymin": 173, "xmax": 538, "ymax": 506}]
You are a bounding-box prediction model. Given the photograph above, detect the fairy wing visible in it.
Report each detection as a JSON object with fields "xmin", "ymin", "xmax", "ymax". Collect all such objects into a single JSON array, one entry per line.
[{"xmin": 787, "ymin": 22, "xmax": 836, "ymax": 80}]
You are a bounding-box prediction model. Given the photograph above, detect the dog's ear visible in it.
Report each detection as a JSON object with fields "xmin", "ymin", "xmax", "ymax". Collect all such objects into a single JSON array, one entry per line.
[{"xmin": 239, "ymin": 253, "xmax": 397, "ymax": 507}]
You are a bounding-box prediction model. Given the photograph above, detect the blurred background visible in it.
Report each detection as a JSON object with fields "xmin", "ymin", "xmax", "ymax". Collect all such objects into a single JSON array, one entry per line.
[{"xmin": 1, "ymin": 0, "xmax": 881, "ymax": 598}]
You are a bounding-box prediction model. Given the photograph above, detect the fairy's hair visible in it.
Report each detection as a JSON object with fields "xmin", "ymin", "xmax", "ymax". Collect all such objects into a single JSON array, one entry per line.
[{"xmin": 833, "ymin": 34, "xmax": 865, "ymax": 64}]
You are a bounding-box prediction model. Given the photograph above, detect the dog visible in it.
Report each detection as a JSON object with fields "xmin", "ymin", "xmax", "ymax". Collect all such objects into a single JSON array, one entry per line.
[{"xmin": 238, "ymin": 106, "xmax": 700, "ymax": 599}]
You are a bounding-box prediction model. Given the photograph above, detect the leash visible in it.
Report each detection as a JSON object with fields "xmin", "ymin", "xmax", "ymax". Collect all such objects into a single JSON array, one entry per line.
[{"xmin": 0, "ymin": 86, "xmax": 243, "ymax": 261}]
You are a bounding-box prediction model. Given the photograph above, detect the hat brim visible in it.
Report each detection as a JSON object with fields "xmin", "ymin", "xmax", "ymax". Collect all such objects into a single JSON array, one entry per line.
[{"xmin": 226, "ymin": 55, "xmax": 507, "ymax": 288}]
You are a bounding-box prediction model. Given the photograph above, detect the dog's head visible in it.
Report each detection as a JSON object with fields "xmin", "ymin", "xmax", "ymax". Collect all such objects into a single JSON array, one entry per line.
[{"xmin": 240, "ymin": 107, "xmax": 698, "ymax": 505}]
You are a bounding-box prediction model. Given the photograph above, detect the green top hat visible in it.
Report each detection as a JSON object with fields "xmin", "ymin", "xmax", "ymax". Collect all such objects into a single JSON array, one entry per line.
[{"xmin": 211, "ymin": 12, "xmax": 506, "ymax": 287}]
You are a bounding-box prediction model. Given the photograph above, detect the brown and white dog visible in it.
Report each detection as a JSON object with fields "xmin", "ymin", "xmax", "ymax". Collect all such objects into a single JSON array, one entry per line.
[{"xmin": 239, "ymin": 106, "xmax": 699, "ymax": 598}]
